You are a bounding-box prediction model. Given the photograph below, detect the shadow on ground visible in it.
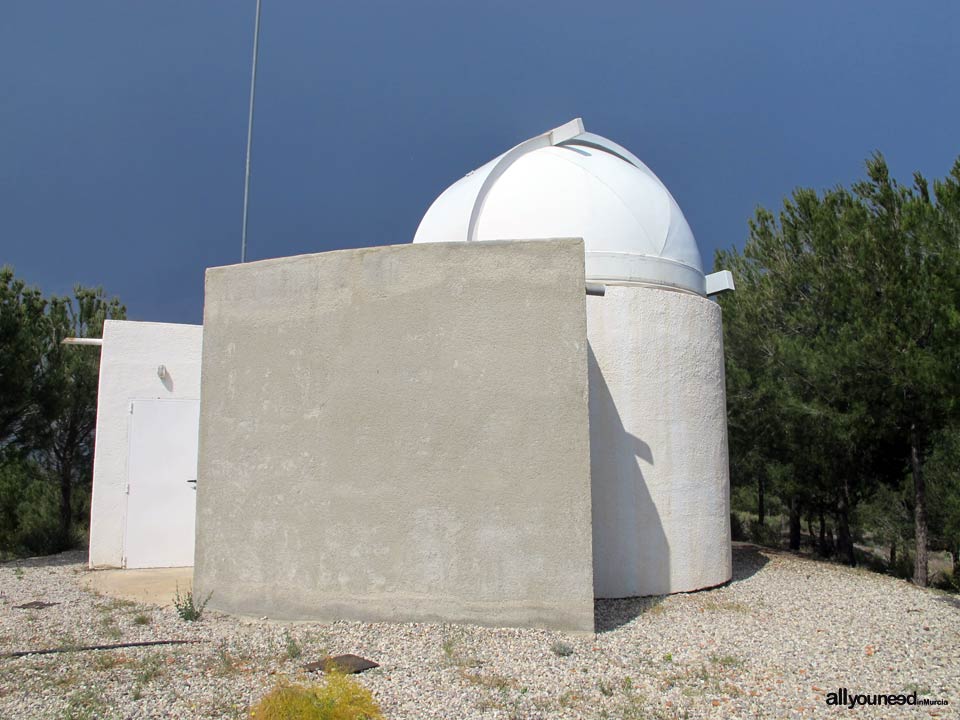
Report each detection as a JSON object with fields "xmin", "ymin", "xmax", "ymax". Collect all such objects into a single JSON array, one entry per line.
[
  {"xmin": 933, "ymin": 594, "xmax": 960, "ymax": 611},
  {"xmin": 594, "ymin": 544, "xmax": 770, "ymax": 633},
  {"xmin": 1, "ymin": 550, "xmax": 87, "ymax": 569},
  {"xmin": 730, "ymin": 543, "xmax": 771, "ymax": 583},
  {"xmin": 594, "ymin": 594, "xmax": 665, "ymax": 633}
]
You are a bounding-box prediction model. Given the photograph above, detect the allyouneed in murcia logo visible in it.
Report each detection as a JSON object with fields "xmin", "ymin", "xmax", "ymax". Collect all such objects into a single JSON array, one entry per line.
[{"xmin": 825, "ymin": 688, "xmax": 949, "ymax": 709}]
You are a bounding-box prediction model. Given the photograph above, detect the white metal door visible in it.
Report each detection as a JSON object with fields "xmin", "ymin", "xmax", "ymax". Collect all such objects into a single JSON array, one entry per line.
[{"xmin": 123, "ymin": 399, "xmax": 199, "ymax": 568}]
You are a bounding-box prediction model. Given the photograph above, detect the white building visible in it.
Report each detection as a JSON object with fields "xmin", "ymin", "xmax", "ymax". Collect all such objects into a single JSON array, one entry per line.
[
  {"xmin": 88, "ymin": 320, "xmax": 202, "ymax": 569},
  {"xmin": 414, "ymin": 119, "xmax": 733, "ymax": 597},
  {"xmin": 88, "ymin": 119, "xmax": 732, "ymax": 617}
]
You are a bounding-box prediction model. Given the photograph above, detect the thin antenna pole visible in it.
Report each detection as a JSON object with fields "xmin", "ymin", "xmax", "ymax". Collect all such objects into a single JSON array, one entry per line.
[{"xmin": 240, "ymin": 0, "xmax": 262, "ymax": 263}]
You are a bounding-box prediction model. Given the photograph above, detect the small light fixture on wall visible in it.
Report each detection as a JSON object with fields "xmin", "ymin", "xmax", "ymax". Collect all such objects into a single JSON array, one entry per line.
[{"xmin": 157, "ymin": 364, "xmax": 167, "ymax": 380}]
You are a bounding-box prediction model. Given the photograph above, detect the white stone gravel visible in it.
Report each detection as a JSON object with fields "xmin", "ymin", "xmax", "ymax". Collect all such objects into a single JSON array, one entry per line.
[{"xmin": 0, "ymin": 545, "xmax": 956, "ymax": 719}]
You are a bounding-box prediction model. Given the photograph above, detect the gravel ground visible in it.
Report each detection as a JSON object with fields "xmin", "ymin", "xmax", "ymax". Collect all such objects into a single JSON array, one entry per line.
[{"xmin": 0, "ymin": 544, "xmax": 956, "ymax": 719}]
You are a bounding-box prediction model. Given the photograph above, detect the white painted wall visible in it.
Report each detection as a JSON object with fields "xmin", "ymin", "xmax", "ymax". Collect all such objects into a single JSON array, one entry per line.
[
  {"xmin": 88, "ymin": 320, "xmax": 203, "ymax": 568},
  {"xmin": 588, "ymin": 285, "xmax": 732, "ymax": 598}
]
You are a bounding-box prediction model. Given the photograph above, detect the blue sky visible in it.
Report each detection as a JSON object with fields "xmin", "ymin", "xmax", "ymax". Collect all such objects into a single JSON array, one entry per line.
[{"xmin": 2, "ymin": 2, "xmax": 958, "ymax": 324}]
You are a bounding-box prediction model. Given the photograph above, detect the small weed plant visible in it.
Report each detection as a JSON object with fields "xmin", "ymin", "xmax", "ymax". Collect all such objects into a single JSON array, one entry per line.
[
  {"xmin": 284, "ymin": 630, "xmax": 303, "ymax": 660},
  {"xmin": 249, "ymin": 672, "xmax": 383, "ymax": 720},
  {"xmin": 135, "ymin": 654, "xmax": 165, "ymax": 685},
  {"xmin": 93, "ymin": 653, "xmax": 122, "ymax": 671},
  {"xmin": 709, "ymin": 653, "xmax": 743, "ymax": 669},
  {"xmin": 214, "ymin": 645, "xmax": 242, "ymax": 677},
  {"xmin": 440, "ymin": 631, "xmax": 481, "ymax": 668},
  {"xmin": 101, "ymin": 620, "xmax": 122, "ymax": 641},
  {"xmin": 173, "ymin": 584, "xmax": 211, "ymax": 622},
  {"xmin": 441, "ymin": 632, "xmax": 460, "ymax": 659},
  {"xmin": 551, "ymin": 641, "xmax": 574, "ymax": 657},
  {"xmin": 63, "ymin": 688, "xmax": 107, "ymax": 720}
]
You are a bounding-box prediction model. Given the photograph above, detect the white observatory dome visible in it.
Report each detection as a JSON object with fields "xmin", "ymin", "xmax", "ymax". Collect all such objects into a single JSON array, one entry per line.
[{"xmin": 413, "ymin": 119, "xmax": 712, "ymax": 295}]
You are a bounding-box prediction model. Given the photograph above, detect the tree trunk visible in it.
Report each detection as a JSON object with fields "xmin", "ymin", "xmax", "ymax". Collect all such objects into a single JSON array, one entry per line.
[
  {"xmin": 911, "ymin": 424, "xmax": 928, "ymax": 587},
  {"xmin": 59, "ymin": 461, "xmax": 72, "ymax": 548},
  {"xmin": 757, "ymin": 474, "xmax": 765, "ymax": 527},
  {"xmin": 55, "ymin": 409, "xmax": 81, "ymax": 551},
  {"xmin": 818, "ymin": 506, "xmax": 828, "ymax": 555},
  {"xmin": 789, "ymin": 496, "xmax": 801, "ymax": 551},
  {"xmin": 836, "ymin": 513, "xmax": 854, "ymax": 565},
  {"xmin": 837, "ymin": 484, "xmax": 855, "ymax": 566}
]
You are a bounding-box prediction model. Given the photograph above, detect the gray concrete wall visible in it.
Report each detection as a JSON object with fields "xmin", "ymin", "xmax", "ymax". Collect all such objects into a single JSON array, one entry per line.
[{"xmin": 194, "ymin": 239, "xmax": 595, "ymax": 632}]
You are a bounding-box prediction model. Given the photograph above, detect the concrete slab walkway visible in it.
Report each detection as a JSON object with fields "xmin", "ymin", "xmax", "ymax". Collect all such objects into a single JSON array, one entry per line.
[{"xmin": 83, "ymin": 566, "xmax": 194, "ymax": 606}]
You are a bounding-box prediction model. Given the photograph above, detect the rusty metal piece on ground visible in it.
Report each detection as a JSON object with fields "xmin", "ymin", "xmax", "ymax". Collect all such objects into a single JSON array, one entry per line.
[
  {"xmin": 14, "ymin": 601, "xmax": 60, "ymax": 610},
  {"xmin": 1, "ymin": 639, "xmax": 201, "ymax": 659},
  {"xmin": 303, "ymin": 654, "xmax": 379, "ymax": 674}
]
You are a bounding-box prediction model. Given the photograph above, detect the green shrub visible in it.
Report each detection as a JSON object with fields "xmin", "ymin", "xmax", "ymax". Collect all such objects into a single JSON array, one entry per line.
[
  {"xmin": 748, "ymin": 518, "xmax": 781, "ymax": 547},
  {"xmin": 932, "ymin": 568, "xmax": 960, "ymax": 593},
  {"xmin": 173, "ymin": 585, "xmax": 211, "ymax": 622},
  {"xmin": 249, "ymin": 674, "xmax": 383, "ymax": 720},
  {"xmin": 889, "ymin": 549, "xmax": 915, "ymax": 580},
  {"xmin": 0, "ymin": 459, "xmax": 65, "ymax": 558},
  {"xmin": 730, "ymin": 485, "xmax": 758, "ymax": 516},
  {"xmin": 730, "ymin": 512, "xmax": 746, "ymax": 541}
]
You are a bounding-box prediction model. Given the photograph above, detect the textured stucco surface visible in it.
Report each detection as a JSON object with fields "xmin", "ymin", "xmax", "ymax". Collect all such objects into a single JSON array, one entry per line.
[
  {"xmin": 194, "ymin": 239, "xmax": 595, "ymax": 631},
  {"xmin": 587, "ymin": 285, "xmax": 731, "ymax": 598},
  {"xmin": 88, "ymin": 320, "xmax": 203, "ymax": 568}
]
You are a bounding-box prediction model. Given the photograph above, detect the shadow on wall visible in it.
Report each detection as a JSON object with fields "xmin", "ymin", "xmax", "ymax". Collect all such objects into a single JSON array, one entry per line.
[
  {"xmin": 588, "ymin": 344, "xmax": 669, "ymax": 599},
  {"xmin": 160, "ymin": 368, "xmax": 174, "ymax": 392}
]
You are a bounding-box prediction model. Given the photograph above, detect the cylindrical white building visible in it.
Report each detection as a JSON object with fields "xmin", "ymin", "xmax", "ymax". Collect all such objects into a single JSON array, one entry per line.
[{"xmin": 413, "ymin": 119, "xmax": 732, "ymax": 597}]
